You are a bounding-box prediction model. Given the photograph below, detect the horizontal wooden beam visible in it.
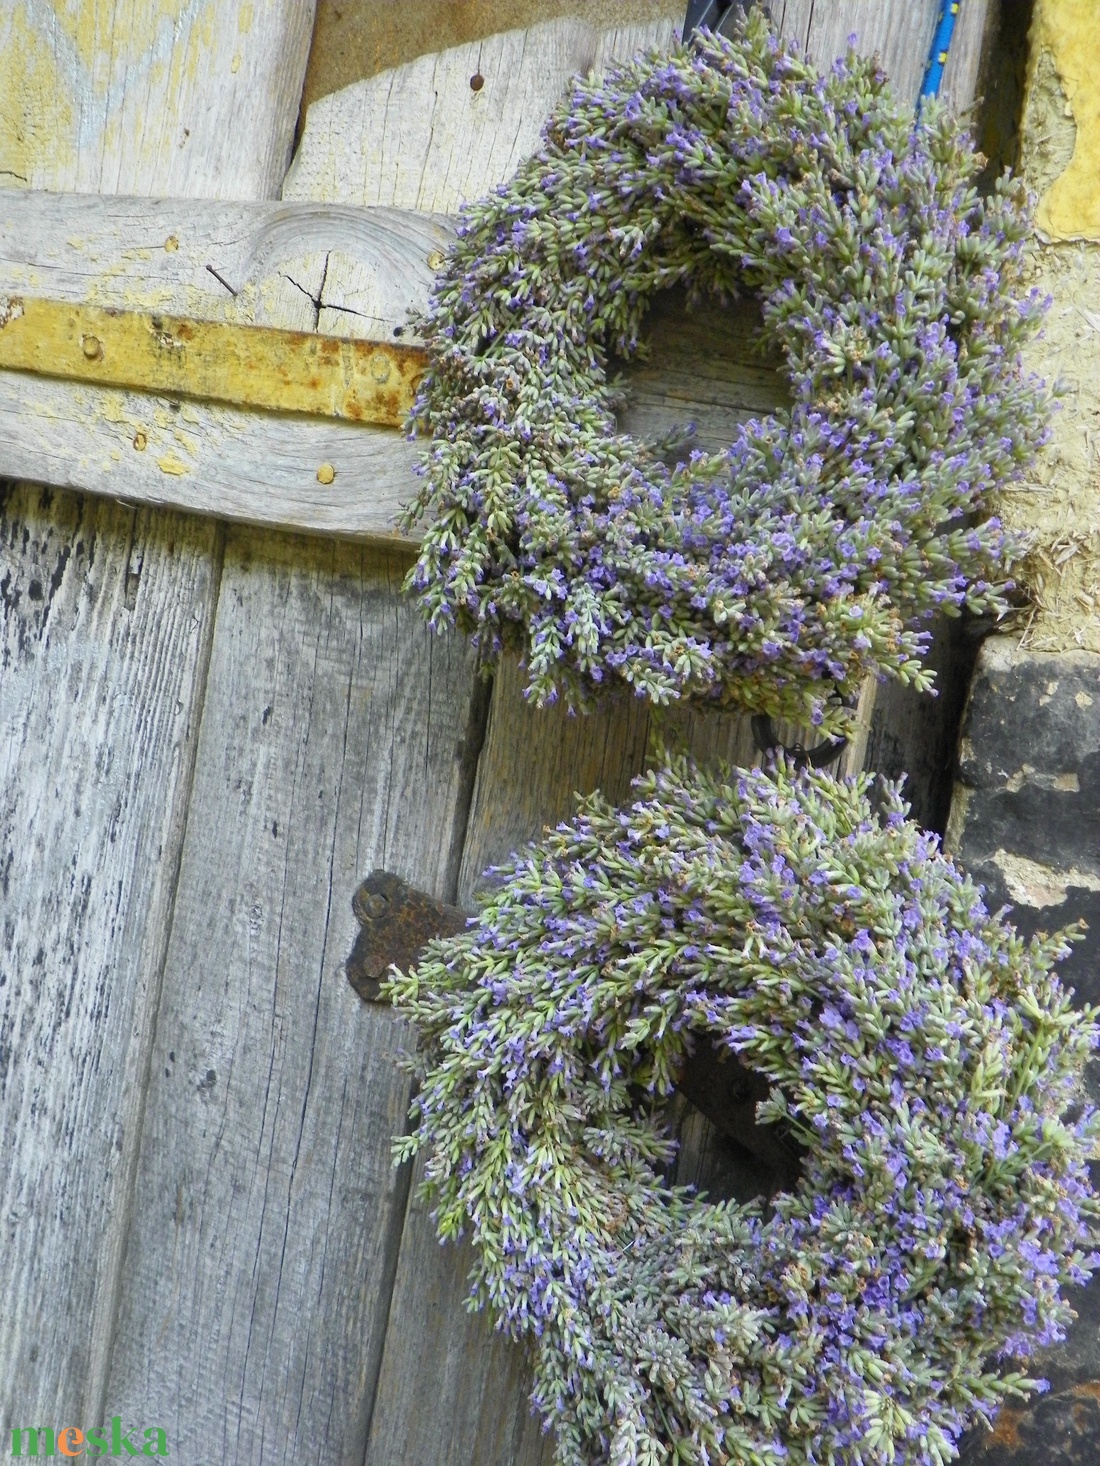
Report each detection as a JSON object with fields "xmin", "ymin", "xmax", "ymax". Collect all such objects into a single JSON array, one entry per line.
[
  {"xmin": 0, "ymin": 191, "xmax": 785, "ymax": 543},
  {"xmin": 0, "ymin": 296, "xmax": 427, "ymax": 426},
  {"xmin": 0, "ymin": 193, "xmax": 451, "ymax": 539}
]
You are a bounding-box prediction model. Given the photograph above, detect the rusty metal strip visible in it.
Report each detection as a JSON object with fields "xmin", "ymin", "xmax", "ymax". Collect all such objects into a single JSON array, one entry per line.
[{"xmin": 0, "ymin": 295, "xmax": 428, "ymax": 427}]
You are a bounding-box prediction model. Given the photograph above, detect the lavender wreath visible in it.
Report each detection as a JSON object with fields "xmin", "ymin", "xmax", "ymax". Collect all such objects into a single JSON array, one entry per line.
[
  {"xmin": 402, "ymin": 13, "xmax": 1047, "ymax": 736},
  {"xmin": 388, "ymin": 758, "xmax": 1100, "ymax": 1466}
]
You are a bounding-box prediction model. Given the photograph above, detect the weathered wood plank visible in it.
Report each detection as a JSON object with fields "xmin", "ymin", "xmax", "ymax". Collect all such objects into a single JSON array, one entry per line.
[
  {"xmin": 357, "ymin": 22, "xmax": 669, "ymax": 1466},
  {"xmin": 284, "ymin": 19, "xmax": 673, "ymax": 214},
  {"xmin": 772, "ymin": 0, "xmax": 990, "ymax": 112},
  {"xmin": 0, "ymin": 0, "xmax": 988, "ymax": 544},
  {"xmin": 103, "ymin": 534, "xmax": 486, "ymax": 1463},
  {"xmin": 0, "ymin": 486, "xmax": 221, "ymax": 1428},
  {"xmin": 0, "ymin": 0, "xmax": 316, "ymax": 1436},
  {"xmin": 93, "ymin": 19, "xmax": 629, "ymax": 1466},
  {"xmin": 0, "ymin": 192, "xmax": 448, "ymax": 340},
  {"xmin": 0, "ymin": 1, "xmax": 315, "ymax": 198},
  {"xmin": 0, "ymin": 376, "xmax": 420, "ymax": 540},
  {"xmin": 0, "ymin": 192, "xmax": 449, "ymax": 537}
]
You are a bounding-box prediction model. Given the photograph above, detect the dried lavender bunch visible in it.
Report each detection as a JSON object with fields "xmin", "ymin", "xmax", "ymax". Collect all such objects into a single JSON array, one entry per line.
[
  {"xmin": 388, "ymin": 758, "xmax": 1099, "ymax": 1466},
  {"xmin": 402, "ymin": 12, "xmax": 1047, "ymax": 735}
]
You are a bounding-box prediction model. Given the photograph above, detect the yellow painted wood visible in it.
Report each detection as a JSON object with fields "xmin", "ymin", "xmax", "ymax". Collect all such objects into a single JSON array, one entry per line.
[{"xmin": 0, "ymin": 295, "xmax": 426, "ymax": 426}]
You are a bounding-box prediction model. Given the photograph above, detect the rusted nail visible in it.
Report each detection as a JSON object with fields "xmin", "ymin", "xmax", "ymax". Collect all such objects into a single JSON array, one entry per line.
[
  {"xmin": 470, "ymin": 71, "xmax": 485, "ymax": 91},
  {"xmin": 205, "ymin": 263, "xmax": 238, "ymax": 296}
]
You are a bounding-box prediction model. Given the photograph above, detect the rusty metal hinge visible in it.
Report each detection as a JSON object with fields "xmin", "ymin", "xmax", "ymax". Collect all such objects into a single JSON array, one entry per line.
[
  {"xmin": 345, "ymin": 871, "xmax": 805, "ymax": 1196},
  {"xmin": 345, "ymin": 871, "xmax": 466, "ymax": 1003}
]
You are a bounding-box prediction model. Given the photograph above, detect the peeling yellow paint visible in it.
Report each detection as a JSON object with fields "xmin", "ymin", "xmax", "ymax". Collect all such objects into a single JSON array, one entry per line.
[
  {"xmin": 0, "ymin": 295, "xmax": 427, "ymax": 426},
  {"xmin": 156, "ymin": 451, "xmax": 189, "ymax": 476},
  {"xmin": 2, "ymin": 0, "xmax": 249, "ymax": 189},
  {"xmin": 0, "ymin": 10, "xmax": 77, "ymax": 184},
  {"xmin": 1032, "ymin": 0, "xmax": 1100, "ymax": 241},
  {"xmin": 50, "ymin": 0, "xmax": 192, "ymax": 76},
  {"xmin": 231, "ymin": 52, "xmax": 242, "ymax": 74}
]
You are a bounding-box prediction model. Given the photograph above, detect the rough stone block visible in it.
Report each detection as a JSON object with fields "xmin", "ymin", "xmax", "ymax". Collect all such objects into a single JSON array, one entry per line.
[
  {"xmin": 947, "ymin": 637, "xmax": 1100, "ymax": 996},
  {"xmin": 950, "ymin": 638, "xmax": 1100, "ymax": 1462}
]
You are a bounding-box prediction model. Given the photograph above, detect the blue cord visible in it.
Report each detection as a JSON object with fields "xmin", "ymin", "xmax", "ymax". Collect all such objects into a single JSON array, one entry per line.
[{"xmin": 920, "ymin": 1, "xmax": 961, "ymax": 99}]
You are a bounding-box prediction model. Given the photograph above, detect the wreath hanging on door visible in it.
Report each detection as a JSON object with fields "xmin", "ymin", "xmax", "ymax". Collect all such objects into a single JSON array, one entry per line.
[
  {"xmin": 401, "ymin": 13, "xmax": 1047, "ymax": 736},
  {"xmin": 387, "ymin": 14, "xmax": 1095, "ymax": 1466},
  {"xmin": 388, "ymin": 758, "xmax": 1100, "ymax": 1466}
]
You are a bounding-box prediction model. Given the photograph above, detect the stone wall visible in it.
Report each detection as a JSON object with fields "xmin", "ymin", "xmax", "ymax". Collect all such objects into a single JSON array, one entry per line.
[{"xmin": 955, "ymin": 2, "xmax": 1100, "ymax": 1458}]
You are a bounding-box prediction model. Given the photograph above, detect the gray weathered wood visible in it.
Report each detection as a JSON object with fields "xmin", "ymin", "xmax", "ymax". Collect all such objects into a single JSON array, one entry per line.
[
  {"xmin": 456, "ymin": 659, "xmax": 655, "ymax": 904},
  {"xmin": 96, "ymin": 19, "xmax": 665, "ymax": 1466},
  {"xmin": 355, "ymin": 22, "xmax": 671, "ymax": 1466},
  {"xmin": 0, "ymin": 192, "xmax": 448, "ymax": 337},
  {"xmin": 0, "ymin": 487, "xmax": 221, "ymax": 1427},
  {"xmin": 103, "ymin": 534, "xmax": 485, "ymax": 1463},
  {"xmin": 0, "ymin": 0, "xmax": 316, "ymax": 1435},
  {"xmin": 0, "ymin": 193, "xmax": 451, "ymax": 538},
  {"xmin": 771, "ymin": 0, "xmax": 990, "ymax": 112},
  {"xmin": 282, "ymin": 18, "xmax": 676, "ymax": 213}
]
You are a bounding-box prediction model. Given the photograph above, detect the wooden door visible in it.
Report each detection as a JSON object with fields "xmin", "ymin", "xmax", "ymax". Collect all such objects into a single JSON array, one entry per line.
[{"xmin": 0, "ymin": 4, "xmax": 990, "ymax": 1461}]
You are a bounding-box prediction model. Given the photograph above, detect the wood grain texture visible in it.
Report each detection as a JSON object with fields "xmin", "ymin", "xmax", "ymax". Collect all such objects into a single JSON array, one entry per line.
[
  {"xmin": 0, "ymin": 0, "xmax": 316, "ymax": 1436},
  {"xmin": 0, "ymin": 0, "xmax": 316, "ymax": 198},
  {"xmin": 359, "ymin": 22, "xmax": 671, "ymax": 1466},
  {"xmin": 771, "ymin": 0, "xmax": 991, "ymax": 113},
  {"xmin": 0, "ymin": 485, "xmax": 221, "ymax": 1426},
  {"xmin": 103, "ymin": 535, "xmax": 485, "ymax": 1463},
  {"xmin": 0, "ymin": 192, "xmax": 448, "ymax": 336},
  {"xmin": 0, "ymin": 192, "xmax": 450, "ymax": 537},
  {"xmin": 456, "ymin": 659, "xmax": 655, "ymax": 906},
  {"xmin": 0, "ymin": 0, "xmax": 989, "ymax": 541},
  {"xmin": 283, "ymin": 18, "xmax": 677, "ymax": 213}
]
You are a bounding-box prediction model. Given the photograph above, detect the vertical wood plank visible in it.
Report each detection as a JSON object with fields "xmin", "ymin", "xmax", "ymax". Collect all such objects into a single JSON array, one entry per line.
[
  {"xmin": 796, "ymin": 0, "xmax": 991, "ymax": 113},
  {"xmin": 103, "ymin": 535, "xmax": 486, "ymax": 1463},
  {"xmin": 0, "ymin": 487, "xmax": 220, "ymax": 1426},
  {"xmin": 0, "ymin": 0, "xmax": 317, "ymax": 1436},
  {"xmin": 283, "ymin": 20, "xmax": 611, "ymax": 214},
  {"xmin": 102, "ymin": 16, "xmax": 620, "ymax": 1465},
  {"xmin": 0, "ymin": 1, "xmax": 315, "ymax": 198},
  {"xmin": 325, "ymin": 22, "xmax": 669, "ymax": 1465}
]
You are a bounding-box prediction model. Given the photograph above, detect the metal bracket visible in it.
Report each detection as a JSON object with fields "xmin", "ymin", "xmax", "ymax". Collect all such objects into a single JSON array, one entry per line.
[
  {"xmin": 345, "ymin": 871, "xmax": 467, "ymax": 1003},
  {"xmin": 0, "ymin": 295, "xmax": 426, "ymax": 427},
  {"xmin": 750, "ymin": 714, "xmax": 849, "ymax": 771},
  {"xmin": 677, "ymin": 1040, "xmax": 804, "ymax": 1193},
  {"xmin": 683, "ymin": 0, "xmax": 757, "ymax": 41}
]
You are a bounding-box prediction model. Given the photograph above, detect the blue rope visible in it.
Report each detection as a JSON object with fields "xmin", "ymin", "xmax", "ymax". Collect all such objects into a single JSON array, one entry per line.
[{"xmin": 920, "ymin": 0, "xmax": 961, "ymax": 99}]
